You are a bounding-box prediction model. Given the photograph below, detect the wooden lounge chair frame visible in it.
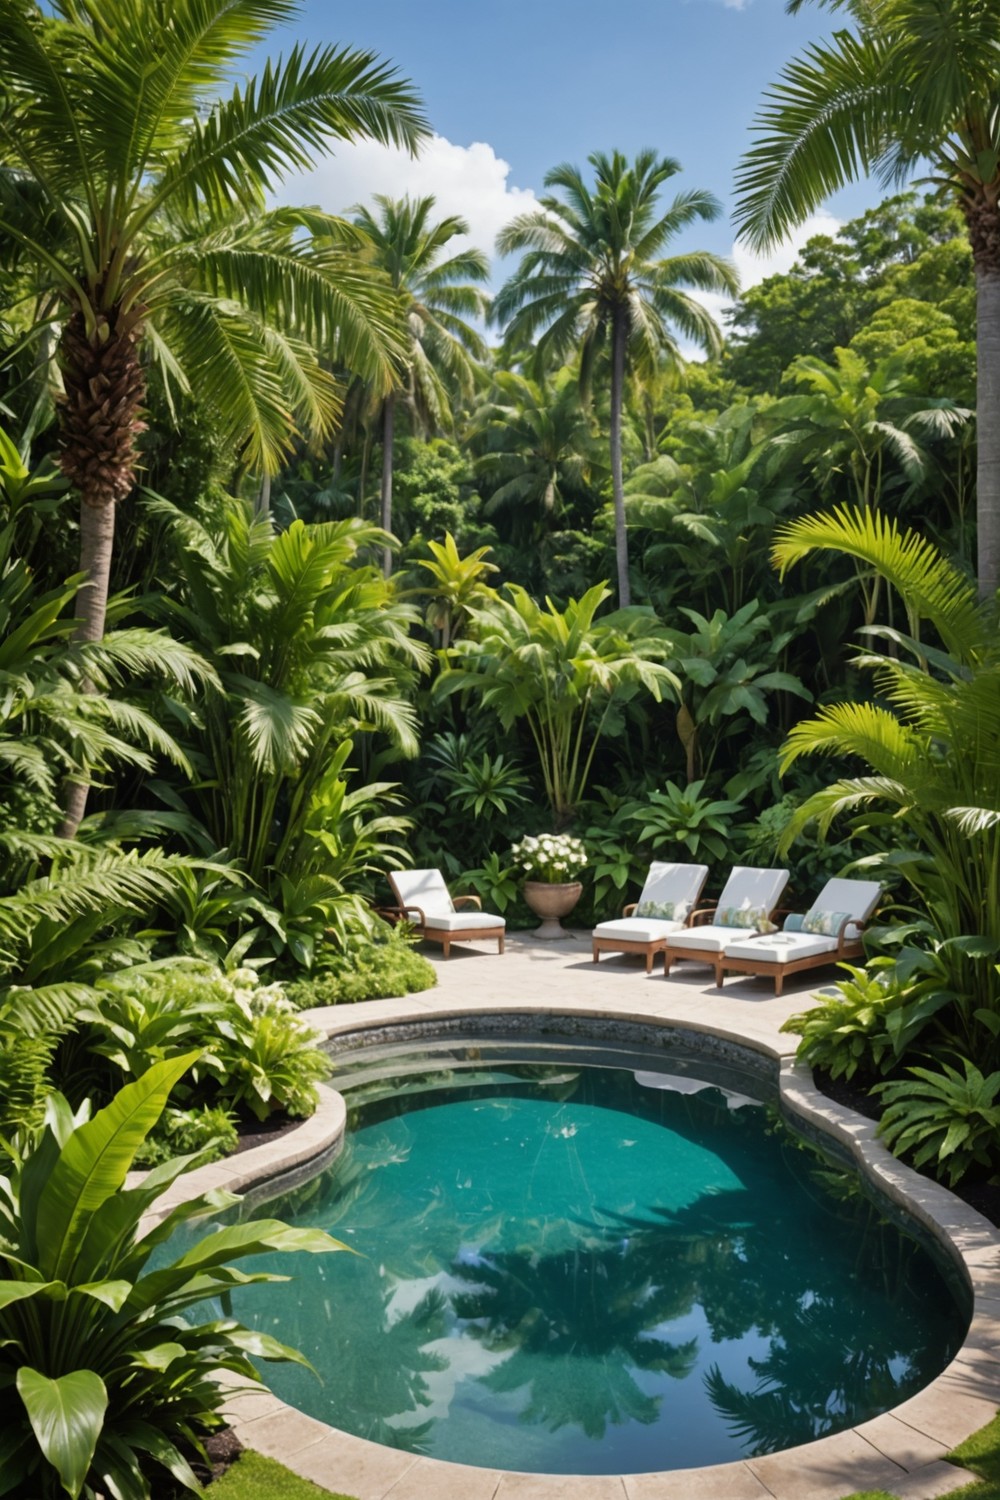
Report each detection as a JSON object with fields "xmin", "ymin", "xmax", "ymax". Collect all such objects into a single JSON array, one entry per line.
[
  {"xmin": 720, "ymin": 916, "xmax": 871, "ymax": 996},
  {"xmin": 386, "ymin": 873, "xmax": 505, "ymax": 959},
  {"xmin": 591, "ymin": 901, "xmax": 698, "ymax": 973},
  {"xmin": 663, "ymin": 903, "xmax": 792, "ymax": 986}
]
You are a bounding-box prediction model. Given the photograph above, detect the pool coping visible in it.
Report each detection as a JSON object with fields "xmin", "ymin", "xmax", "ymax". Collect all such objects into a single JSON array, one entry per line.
[{"xmin": 176, "ymin": 952, "xmax": 1000, "ymax": 1499}]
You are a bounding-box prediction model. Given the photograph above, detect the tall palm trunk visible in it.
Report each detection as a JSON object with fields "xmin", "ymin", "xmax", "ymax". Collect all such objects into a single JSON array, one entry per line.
[
  {"xmin": 609, "ymin": 309, "xmax": 631, "ymax": 607},
  {"xmin": 57, "ymin": 300, "xmax": 146, "ymax": 836},
  {"xmin": 381, "ymin": 391, "xmax": 395, "ymax": 577},
  {"xmin": 964, "ymin": 196, "xmax": 1000, "ymax": 600}
]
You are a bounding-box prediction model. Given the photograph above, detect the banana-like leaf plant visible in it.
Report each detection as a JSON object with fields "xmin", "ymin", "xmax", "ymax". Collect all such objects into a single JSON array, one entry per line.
[
  {"xmin": 0, "ymin": 1055, "xmax": 345, "ymax": 1499},
  {"xmin": 438, "ymin": 583, "xmax": 679, "ymax": 824}
]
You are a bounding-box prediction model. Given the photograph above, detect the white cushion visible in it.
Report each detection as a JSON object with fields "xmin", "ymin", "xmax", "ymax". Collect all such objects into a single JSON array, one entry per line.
[
  {"xmin": 391, "ymin": 868, "xmax": 455, "ymax": 916},
  {"xmin": 804, "ymin": 877, "xmax": 881, "ymax": 928},
  {"xmin": 666, "ymin": 924, "xmax": 740, "ymax": 954},
  {"xmin": 593, "ymin": 917, "xmax": 685, "ymax": 943},
  {"xmin": 634, "ymin": 861, "xmax": 709, "ymax": 915},
  {"xmin": 422, "ymin": 911, "xmax": 505, "ymax": 932},
  {"xmin": 713, "ymin": 865, "xmax": 790, "ymax": 916},
  {"xmin": 725, "ymin": 932, "xmax": 838, "ymax": 963}
]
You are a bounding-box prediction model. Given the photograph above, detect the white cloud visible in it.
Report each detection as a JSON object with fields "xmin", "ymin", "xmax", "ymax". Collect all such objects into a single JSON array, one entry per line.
[
  {"xmin": 272, "ymin": 132, "xmax": 536, "ymax": 264},
  {"xmin": 680, "ymin": 211, "xmax": 843, "ymax": 359}
]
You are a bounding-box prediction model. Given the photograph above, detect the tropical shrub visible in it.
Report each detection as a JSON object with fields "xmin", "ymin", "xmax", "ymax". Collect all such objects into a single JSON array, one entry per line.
[
  {"xmin": 626, "ymin": 779, "xmax": 744, "ymax": 868},
  {"xmin": 780, "ymin": 962, "xmax": 955, "ymax": 1082},
  {"xmin": 439, "ymin": 583, "xmax": 678, "ymax": 823},
  {"xmin": 459, "ymin": 852, "xmax": 523, "ymax": 917},
  {"xmin": 148, "ymin": 498, "xmax": 427, "ymax": 952},
  {"xmin": 77, "ymin": 967, "xmax": 331, "ymax": 1122},
  {"xmin": 286, "ymin": 927, "xmax": 436, "ymax": 1007},
  {"xmin": 875, "ymin": 1058, "xmax": 1000, "ymax": 1186},
  {"xmin": 0, "ymin": 1055, "xmax": 344, "ymax": 1500},
  {"xmin": 132, "ymin": 1104, "xmax": 239, "ymax": 1169}
]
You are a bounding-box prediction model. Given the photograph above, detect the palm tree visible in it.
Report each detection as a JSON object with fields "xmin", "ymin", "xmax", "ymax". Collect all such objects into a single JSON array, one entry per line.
[
  {"xmin": 0, "ymin": 0, "xmax": 428, "ymax": 829},
  {"xmin": 352, "ymin": 195, "xmax": 491, "ymax": 574},
  {"xmin": 764, "ymin": 348, "xmax": 971, "ymax": 623},
  {"xmin": 472, "ymin": 369, "xmax": 598, "ymax": 545},
  {"xmin": 732, "ymin": 0, "xmax": 1000, "ymax": 598},
  {"xmin": 773, "ymin": 505, "xmax": 1000, "ymax": 1053},
  {"xmin": 494, "ymin": 150, "xmax": 738, "ymax": 606}
]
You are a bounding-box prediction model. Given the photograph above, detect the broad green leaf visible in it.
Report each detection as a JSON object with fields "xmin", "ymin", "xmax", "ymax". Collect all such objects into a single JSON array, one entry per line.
[
  {"xmin": 36, "ymin": 1053, "xmax": 200, "ymax": 1282},
  {"xmin": 16, "ymin": 1368, "xmax": 107, "ymax": 1500}
]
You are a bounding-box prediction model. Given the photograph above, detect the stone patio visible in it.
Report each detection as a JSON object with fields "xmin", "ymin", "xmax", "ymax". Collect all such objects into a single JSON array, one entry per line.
[{"xmin": 184, "ymin": 931, "xmax": 999, "ymax": 1500}]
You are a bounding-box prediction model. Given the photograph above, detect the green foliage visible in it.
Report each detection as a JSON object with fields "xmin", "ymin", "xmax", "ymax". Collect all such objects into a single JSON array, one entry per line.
[
  {"xmin": 82, "ymin": 967, "xmax": 331, "ymax": 1122},
  {"xmin": 149, "ymin": 495, "xmax": 427, "ymax": 957},
  {"xmin": 875, "ymin": 1058, "xmax": 1000, "ymax": 1187},
  {"xmin": 665, "ymin": 599, "xmax": 810, "ymax": 781},
  {"xmin": 0, "ymin": 1036, "xmax": 56, "ymax": 1137},
  {"xmin": 286, "ymin": 928, "xmax": 436, "ymax": 1007},
  {"xmin": 775, "ymin": 509, "xmax": 1000, "ymax": 1062},
  {"xmin": 0, "ymin": 1058, "xmax": 345, "ymax": 1499},
  {"xmin": 780, "ymin": 963, "xmax": 954, "ymax": 1082},
  {"xmin": 628, "ymin": 779, "xmax": 744, "ymax": 867},
  {"xmin": 132, "ymin": 1104, "xmax": 239, "ymax": 1169},
  {"xmin": 459, "ymin": 852, "xmax": 523, "ymax": 915},
  {"xmin": 439, "ymin": 583, "xmax": 678, "ymax": 822}
]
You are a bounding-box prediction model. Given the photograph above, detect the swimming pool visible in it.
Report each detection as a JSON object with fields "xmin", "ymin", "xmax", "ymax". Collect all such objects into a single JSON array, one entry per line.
[{"xmin": 217, "ymin": 1038, "xmax": 968, "ymax": 1475}]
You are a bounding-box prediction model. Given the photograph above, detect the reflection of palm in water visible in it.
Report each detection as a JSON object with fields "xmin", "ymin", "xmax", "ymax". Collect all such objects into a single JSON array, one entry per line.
[
  {"xmin": 623, "ymin": 1181, "xmax": 961, "ymax": 1455},
  {"xmin": 450, "ymin": 1239, "xmax": 699, "ymax": 1438},
  {"xmin": 258, "ymin": 1069, "xmax": 961, "ymax": 1461}
]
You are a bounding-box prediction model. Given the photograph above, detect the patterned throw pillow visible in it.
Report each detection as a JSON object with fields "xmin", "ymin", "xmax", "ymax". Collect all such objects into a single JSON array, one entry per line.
[
  {"xmin": 635, "ymin": 898, "xmax": 691, "ymax": 921},
  {"xmin": 716, "ymin": 904, "xmax": 777, "ymax": 932},
  {"xmin": 802, "ymin": 908, "xmax": 853, "ymax": 936}
]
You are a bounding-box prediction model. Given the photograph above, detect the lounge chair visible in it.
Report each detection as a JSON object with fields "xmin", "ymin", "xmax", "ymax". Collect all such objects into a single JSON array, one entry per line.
[
  {"xmin": 386, "ymin": 869, "xmax": 505, "ymax": 959},
  {"xmin": 720, "ymin": 877, "xmax": 882, "ymax": 995},
  {"xmin": 662, "ymin": 866, "xmax": 790, "ymax": 985},
  {"xmin": 591, "ymin": 861, "xmax": 709, "ymax": 972}
]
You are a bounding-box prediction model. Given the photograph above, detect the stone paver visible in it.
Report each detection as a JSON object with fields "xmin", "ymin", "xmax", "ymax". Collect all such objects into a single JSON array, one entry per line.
[
  {"xmin": 623, "ymin": 1461, "xmax": 771, "ymax": 1498},
  {"xmin": 146, "ymin": 933, "xmax": 1000, "ymax": 1500},
  {"xmin": 493, "ymin": 1475, "xmax": 628, "ymax": 1500},
  {"xmin": 746, "ymin": 1428, "xmax": 907, "ymax": 1498},
  {"xmin": 383, "ymin": 1456, "xmax": 503, "ymax": 1500}
]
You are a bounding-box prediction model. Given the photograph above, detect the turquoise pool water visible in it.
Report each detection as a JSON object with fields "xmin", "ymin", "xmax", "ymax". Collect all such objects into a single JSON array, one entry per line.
[{"xmin": 222, "ymin": 1059, "xmax": 966, "ymax": 1474}]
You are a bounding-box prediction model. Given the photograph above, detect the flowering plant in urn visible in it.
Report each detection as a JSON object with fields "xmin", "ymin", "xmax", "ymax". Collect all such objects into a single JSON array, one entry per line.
[{"xmin": 511, "ymin": 833, "xmax": 587, "ymax": 882}]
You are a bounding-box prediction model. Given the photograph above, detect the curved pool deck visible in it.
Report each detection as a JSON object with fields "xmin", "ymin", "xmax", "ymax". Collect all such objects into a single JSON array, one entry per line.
[{"xmin": 153, "ymin": 934, "xmax": 1000, "ymax": 1500}]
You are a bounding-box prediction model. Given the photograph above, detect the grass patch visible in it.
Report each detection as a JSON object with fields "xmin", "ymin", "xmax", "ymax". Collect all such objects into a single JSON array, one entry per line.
[{"xmin": 209, "ymin": 1451, "xmax": 356, "ymax": 1500}]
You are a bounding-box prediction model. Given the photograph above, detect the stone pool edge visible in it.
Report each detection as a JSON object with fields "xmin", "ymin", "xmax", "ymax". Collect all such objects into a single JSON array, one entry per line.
[{"xmin": 172, "ymin": 995, "xmax": 998, "ymax": 1500}]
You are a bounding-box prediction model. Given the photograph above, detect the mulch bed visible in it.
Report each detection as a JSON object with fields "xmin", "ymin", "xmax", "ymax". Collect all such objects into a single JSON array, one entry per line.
[
  {"xmin": 233, "ymin": 1111, "xmax": 305, "ymax": 1156},
  {"xmin": 814, "ymin": 1068, "xmax": 1000, "ymax": 1228}
]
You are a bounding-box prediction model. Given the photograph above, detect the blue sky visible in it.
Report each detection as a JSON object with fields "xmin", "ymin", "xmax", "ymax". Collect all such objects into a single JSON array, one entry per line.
[{"xmin": 265, "ymin": 0, "xmax": 887, "ymax": 327}]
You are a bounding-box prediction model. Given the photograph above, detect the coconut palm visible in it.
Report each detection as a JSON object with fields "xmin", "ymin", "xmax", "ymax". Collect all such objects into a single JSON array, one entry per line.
[
  {"xmin": 732, "ymin": 0, "xmax": 1000, "ymax": 598},
  {"xmin": 764, "ymin": 348, "xmax": 971, "ymax": 622},
  {"xmin": 494, "ymin": 150, "xmax": 738, "ymax": 606},
  {"xmin": 0, "ymin": 0, "xmax": 428, "ymax": 829},
  {"xmin": 352, "ymin": 195, "xmax": 491, "ymax": 573}
]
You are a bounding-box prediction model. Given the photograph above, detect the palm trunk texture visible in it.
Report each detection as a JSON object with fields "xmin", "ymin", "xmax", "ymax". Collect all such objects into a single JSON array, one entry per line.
[
  {"xmin": 964, "ymin": 197, "xmax": 1000, "ymax": 601},
  {"xmin": 381, "ymin": 392, "xmax": 395, "ymax": 577},
  {"xmin": 610, "ymin": 311, "xmax": 631, "ymax": 608},
  {"xmin": 58, "ymin": 302, "xmax": 146, "ymax": 836}
]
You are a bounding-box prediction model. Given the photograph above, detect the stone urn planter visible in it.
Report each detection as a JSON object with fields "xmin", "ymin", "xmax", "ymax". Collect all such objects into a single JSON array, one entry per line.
[{"xmin": 522, "ymin": 880, "xmax": 583, "ymax": 939}]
